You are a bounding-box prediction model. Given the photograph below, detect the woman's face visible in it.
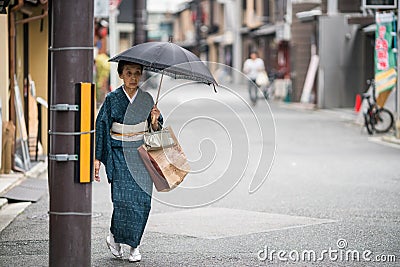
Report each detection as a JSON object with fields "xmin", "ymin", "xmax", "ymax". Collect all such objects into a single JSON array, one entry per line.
[
  {"xmin": 119, "ymin": 64, "xmax": 142, "ymax": 91},
  {"xmin": 250, "ymin": 52, "xmax": 257, "ymax": 60}
]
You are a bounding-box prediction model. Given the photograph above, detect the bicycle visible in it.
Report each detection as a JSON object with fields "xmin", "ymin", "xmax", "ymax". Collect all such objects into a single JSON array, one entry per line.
[
  {"xmin": 262, "ymin": 71, "xmax": 278, "ymax": 100},
  {"xmin": 361, "ymin": 79, "xmax": 394, "ymax": 135}
]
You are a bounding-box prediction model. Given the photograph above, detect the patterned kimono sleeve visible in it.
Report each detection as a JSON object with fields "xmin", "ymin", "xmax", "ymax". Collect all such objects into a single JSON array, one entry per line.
[{"xmin": 95, "ymin": 96, "xmax": 113, "ymax": 182}]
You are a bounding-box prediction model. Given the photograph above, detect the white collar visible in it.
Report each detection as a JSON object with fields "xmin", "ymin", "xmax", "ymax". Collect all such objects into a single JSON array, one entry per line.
[{"xmin": 122, "ymin": 86, "xmax": 138, "ymax": 104}]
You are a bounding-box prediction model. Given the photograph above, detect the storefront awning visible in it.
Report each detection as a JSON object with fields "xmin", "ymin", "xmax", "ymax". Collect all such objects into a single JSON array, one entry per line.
[
  {"xmin": 296, "ymin": 9, "xmax": 322, "ymax": 21},
  {"xmin": 252, "ymin": 24, "xmax": 276, "ymax": 36},
  {"xmin": 207, "ymin": 31, "xmax": 234, "ymax": 45},
  {"xmin": 362, "ymin": 23, "xmax": 376, "ymax": 33}
]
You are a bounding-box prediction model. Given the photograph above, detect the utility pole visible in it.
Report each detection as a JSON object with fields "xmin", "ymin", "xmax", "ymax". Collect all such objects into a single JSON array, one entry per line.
[
  {"xmin": 133, "ymin": 0, "xmax": 147, "ymax": 44},
  {"xmin": 233, "ymin": 0, "xmax": 243, "ymax": 84},
  {"xmin": 109, "ymin": 3, "xmax": 119, "ymax": 90},
  {"xmin": 48, "ymin": 0, "xmax": 93, "ymax": 266},
  {"xmin": 396, "ymin": 6, "xmax": 400, "ymax": 138},
  {"xmin": 194, "ymin": 0, "xmax": 202, "ymax": 56}
]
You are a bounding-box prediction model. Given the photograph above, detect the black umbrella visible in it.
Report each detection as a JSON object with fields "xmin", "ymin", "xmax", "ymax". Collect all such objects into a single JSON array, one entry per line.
[{"xmin": 109, "ymin": 41, "xmax": 218, "ymax": 104}]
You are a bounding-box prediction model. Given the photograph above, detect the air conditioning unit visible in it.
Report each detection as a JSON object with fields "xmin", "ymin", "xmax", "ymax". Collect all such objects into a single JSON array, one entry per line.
[{"xmin": 363, "ymin": 0, "xmax": 397, "ymax": 9}]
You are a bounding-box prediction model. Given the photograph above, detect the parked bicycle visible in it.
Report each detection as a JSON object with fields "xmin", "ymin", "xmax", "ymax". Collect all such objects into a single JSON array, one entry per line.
[{"xmin": 362, "ymin": 79, "xmax": 394, "ymax": 135}]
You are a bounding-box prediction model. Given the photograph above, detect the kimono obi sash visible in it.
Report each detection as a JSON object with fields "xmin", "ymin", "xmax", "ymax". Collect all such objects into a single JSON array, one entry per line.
[{"xmin": 111, "ymin": 121, "xmax": 148, "ymax": 142}]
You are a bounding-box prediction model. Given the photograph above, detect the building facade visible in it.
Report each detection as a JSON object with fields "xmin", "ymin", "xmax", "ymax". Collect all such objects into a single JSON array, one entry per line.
[
  {"xmin": 171, "ymin": 0, "xmax": 379, "ymax": 108},
  {"xmin": 2, "ymin": 1, "xmax": 49, "ymax": 172}
]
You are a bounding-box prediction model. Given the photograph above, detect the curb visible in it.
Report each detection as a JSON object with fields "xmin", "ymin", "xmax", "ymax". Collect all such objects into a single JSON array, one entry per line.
[
  {"xmin": 0, "ymin": 202, "xmax": 32, "ymax": 233},
  {"xmin": 277, "ymin": 103, "xmax": 362, "ymax": 124},
  {"xmin": 0, "ymin": 198, "xmax": 7, "ymax": 209},
  {"xmin": 0, "ymin": 158, "xmax": 47, "ymax": 195},
  {"xmin": 0, "ymin": 173, "xmax": 25, "ymax": 194},
  {"xmin": 0, "ymin": 158, "xmax": 48, "ymax": 234},
  {"xmin": 368, "ymin": 135, "xmax": 400, "ymax": 150},
  {"xmin": 381, "ymin": 135, "xmax": 400, "ymax": 146},
  {"xmin": 25, "ymin": 158, "xmax": 48, "ymax": 178},
  {"xmin": 277, "ymin": 102, "xmax": 317, "ymax": 111}
]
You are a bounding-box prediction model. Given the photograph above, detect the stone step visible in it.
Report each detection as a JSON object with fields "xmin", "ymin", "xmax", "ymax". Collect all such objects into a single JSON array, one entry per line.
[{"xmin": 0, "ymin": 174, "xmax": 24, "ymax": 195}]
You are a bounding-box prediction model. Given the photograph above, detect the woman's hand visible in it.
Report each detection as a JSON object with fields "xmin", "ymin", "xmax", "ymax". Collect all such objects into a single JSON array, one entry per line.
[
  {"xmin": 151, "ymin": 105, "xmax": 161, "ymax": 130},
  {"xmin": 94, "ymin": 159, "xmax": 101, "ymax": 182}
]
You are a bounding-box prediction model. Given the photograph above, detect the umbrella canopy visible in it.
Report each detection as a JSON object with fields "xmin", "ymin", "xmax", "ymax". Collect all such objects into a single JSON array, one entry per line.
[{"xmin": 109, "ymin": 41, "xmax": 218, "ymax": 87}]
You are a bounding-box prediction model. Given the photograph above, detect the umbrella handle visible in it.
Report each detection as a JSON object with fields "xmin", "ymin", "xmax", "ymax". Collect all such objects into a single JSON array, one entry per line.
[
  {"xmin": 152, "ymin": 71, "xmax": 164, "ymax": 125},
  {"xmin": 155, "ymin": 71, "xmax": 164, "ymax": 105}
]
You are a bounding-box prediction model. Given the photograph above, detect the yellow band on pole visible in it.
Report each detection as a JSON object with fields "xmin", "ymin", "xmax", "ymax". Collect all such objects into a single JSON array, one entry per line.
[{"xmin": 79, "ymin": 82, "xmax": 94, "ymax": 183}]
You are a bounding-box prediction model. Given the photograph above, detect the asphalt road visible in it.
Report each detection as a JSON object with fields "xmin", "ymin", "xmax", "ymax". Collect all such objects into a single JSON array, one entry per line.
[{"xmin": 0, "ymin": 82, "xmax": 399, "ymax": 266}]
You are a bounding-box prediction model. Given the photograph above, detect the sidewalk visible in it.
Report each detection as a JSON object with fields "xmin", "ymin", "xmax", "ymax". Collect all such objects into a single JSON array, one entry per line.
[
  {"xmin": 0, "ymin": 159, "xmax": 48, "ymax": 233},
  {"xmin": 277, "ymin": 101, "xmax": 400, "ymax": 149}
]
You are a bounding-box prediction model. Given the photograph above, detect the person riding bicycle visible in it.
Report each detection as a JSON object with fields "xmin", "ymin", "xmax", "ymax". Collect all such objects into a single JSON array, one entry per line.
[{"xmin": 243, "ymin": 51, "xmax": 266, "ymax": 106}]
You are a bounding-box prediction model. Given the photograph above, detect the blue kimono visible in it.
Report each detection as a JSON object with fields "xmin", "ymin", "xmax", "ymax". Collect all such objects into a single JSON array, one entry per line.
[{"xmin": 95, "ymin": 86, "xmax": 162, "ymax": 248}]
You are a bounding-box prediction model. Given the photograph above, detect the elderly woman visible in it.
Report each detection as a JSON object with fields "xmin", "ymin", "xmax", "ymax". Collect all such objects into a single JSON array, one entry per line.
[{"xmin": 94, "ymin": 60, "xmax": 162, "ymax": 262}]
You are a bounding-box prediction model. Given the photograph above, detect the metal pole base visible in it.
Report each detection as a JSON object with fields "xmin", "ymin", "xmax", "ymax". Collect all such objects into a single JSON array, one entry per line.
[{"xmin": 395, "ymin": 119, "xmax": 400, "ymax": 139}]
